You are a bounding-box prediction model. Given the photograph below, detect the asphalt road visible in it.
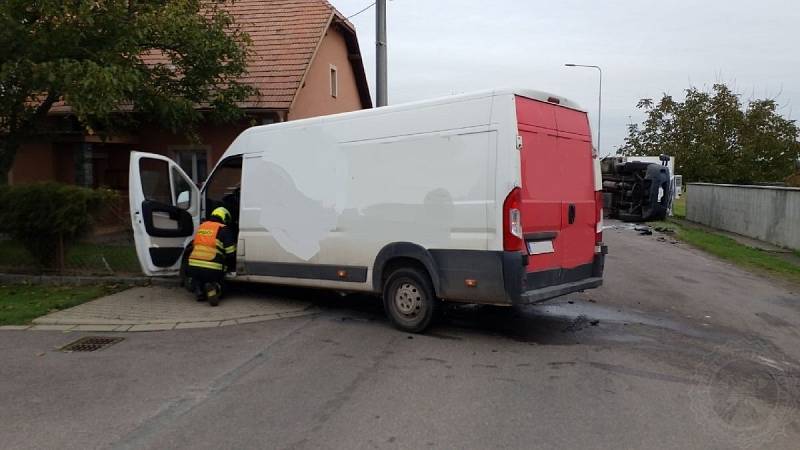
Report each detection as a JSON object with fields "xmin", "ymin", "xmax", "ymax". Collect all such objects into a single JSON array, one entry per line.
[{"xmin": 2, "ymin": 224, "xmax": 799, "ymax": 450}]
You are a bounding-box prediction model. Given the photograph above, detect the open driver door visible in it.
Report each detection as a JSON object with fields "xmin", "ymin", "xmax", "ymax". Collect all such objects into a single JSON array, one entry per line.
[{"xmin": 129, "ymin": 151, "xmax": 200, "ymax": 276}]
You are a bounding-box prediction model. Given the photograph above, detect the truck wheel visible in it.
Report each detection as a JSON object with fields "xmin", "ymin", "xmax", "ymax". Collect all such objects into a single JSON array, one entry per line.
[{"xmin": 382, "ymin": 267, "xmax": 438, "ymax": 333}]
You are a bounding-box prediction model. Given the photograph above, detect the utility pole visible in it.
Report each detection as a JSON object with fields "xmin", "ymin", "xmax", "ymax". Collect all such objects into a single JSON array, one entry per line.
[
  {"xmin": 376, "ymin": 0, "xmax": 388, "ymax": 107},
  {"xmin": 565, "ymin": 64, "xmax": 602, "ymax": 154}
]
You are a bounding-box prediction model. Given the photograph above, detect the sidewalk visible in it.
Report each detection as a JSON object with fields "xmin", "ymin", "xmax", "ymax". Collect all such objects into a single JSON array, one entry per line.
[{"xmin": 1, "ymin": 285, "xmax": 316, "ymax": 332}]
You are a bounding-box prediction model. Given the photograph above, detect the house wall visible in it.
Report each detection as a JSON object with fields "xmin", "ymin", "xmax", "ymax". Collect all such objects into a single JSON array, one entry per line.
[
  {"xmin": 8, "ymin": 141, "xmax": 57, "ymax": 185},
  {"xmin": 289, "ymin": 27, "xmax": 364, "ymax": 120},
  {"xmin": 136, "ymin": 120, "xmax": 253, "ymax": 167},
  {"xmin": 9, "ymin": 120, "xmax": 253, "ymax": 187},
  {"xmin": 9, "ymin": 29, "xmax": 368, "ymax": 187},
  {"xmin": 687, "ymin": 183, "xmax": 800, "ymax": 250}
]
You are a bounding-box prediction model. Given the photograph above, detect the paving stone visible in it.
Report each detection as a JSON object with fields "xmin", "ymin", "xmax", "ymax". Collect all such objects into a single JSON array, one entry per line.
[
  {"xmin": 29, "ymin": 285, "xmax": 313, "ymax": 332},
  {"xmin": 175, "ymin": 321, "xmax": 222, "ymax": 330}
]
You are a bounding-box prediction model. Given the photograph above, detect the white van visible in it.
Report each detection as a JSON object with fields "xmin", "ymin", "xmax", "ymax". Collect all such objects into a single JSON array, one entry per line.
[{"xmin": 129, "ymin": 89, "xmax": 607, "ymax": 332}]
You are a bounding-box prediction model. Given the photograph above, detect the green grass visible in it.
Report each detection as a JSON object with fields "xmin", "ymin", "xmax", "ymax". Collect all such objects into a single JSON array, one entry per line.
[
  {"xmin": 672, "ymin": 196, "xmax": 686, "ymax": 218},
  {"xmin": 0, "ymin": 284, "xmax": 127, "ymax": 326},
  {"xmin": 654, "ymin": 220, "xmax": 800, "ymax": 286},
  {"xmin": 0, "ymin": 241, "xmax": 140, "ymax": 274}
]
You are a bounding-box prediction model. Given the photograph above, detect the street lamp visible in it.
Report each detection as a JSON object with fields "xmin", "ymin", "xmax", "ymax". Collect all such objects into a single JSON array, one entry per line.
[{"xmin": 565, "ymin": 64, "xmax": 602, "ymax": 154}]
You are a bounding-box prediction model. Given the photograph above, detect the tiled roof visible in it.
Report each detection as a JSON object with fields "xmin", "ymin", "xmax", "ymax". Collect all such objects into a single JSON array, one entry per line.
[
  {"xmin": 50, "ymin": 1, "xmax": 363, "ymax": 115},
  {"xmin": 227, "ymin": 0, "xmax": 342, "ymax": 109}
]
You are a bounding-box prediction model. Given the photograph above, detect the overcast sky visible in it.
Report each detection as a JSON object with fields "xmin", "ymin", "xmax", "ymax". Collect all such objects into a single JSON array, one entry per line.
[{"xmin": 330, "ymin": 0, "xmax": 799, "ymax": 155}]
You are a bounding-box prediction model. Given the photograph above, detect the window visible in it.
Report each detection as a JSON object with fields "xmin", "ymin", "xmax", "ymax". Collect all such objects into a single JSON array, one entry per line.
[
  {"xmin": 173, "ymin": 149, "xmax": 209, "ymax": 185},
  {"xmin": 139, "ymin": 158, "xmax": 171, "ymax": 205},
  {"xmin": 171, "ymin": 167, "xmax": 193, "ymax": 210},
  {"xmin": 330, "ymin": 65, "xmax": 338, "ymax": 98},
  {"xmin": 204, "ymin": 156, "xmax": 243, "ymax": 223}
]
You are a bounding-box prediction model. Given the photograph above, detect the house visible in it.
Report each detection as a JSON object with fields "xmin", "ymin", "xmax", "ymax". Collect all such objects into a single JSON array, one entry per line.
[{"xmin": 9, "ymin": 0, "xmax": 372, "ymax": 189}]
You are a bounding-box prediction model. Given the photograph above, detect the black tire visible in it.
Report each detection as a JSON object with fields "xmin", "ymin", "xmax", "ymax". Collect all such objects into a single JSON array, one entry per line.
[{"xmin": 382, "ymin": 267, "xmax": 438, "ymax": 333}]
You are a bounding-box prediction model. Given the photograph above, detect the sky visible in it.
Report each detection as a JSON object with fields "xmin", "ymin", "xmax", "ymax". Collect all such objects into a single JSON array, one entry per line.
[{"xmin": 330, "ymin": 0, "xmax": 800, "ymax": 156}]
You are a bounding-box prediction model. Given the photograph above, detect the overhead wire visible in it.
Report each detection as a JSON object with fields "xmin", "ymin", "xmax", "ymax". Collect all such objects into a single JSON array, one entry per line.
[{"xmin": 346, "ymin": 2, "xmax": 376, "ymax": 20}]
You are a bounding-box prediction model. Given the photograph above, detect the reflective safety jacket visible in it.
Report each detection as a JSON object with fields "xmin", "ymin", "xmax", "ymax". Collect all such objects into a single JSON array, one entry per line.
[{"xmin": 188, "ymin": 219, "xmax": 236, "ymax": 272}]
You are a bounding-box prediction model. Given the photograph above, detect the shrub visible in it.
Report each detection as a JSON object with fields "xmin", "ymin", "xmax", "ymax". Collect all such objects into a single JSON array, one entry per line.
[{"xmin": 0, "ymin": 183, "xmax": 117, "ymax": 269}]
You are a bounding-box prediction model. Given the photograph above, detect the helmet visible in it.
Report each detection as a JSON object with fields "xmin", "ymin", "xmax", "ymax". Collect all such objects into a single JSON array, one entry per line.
[{"xmin": 210, "ymin": 207, "xmax": 232, "ymax": 224}]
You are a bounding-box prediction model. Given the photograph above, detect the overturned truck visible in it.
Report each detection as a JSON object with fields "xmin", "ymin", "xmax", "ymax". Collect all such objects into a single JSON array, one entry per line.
[{"xmin": 601, "ymin": 155, "xmax": 672, "ymax": 222}]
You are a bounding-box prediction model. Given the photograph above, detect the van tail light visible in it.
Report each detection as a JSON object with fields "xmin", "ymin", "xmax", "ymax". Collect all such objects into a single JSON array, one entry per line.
[
  {"xmin": 595, "ymin": 191, "xmax": 604, "ymax": 244},
  {"xmin": 503, "ymin": 187, "xmax": 525, "ymax": 252}
]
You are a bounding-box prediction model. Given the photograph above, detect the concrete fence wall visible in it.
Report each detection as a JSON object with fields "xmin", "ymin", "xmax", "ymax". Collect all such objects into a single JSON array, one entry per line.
[{"xmin": 687, "ymin": 183, "xmax": 800, "ymax": 250}]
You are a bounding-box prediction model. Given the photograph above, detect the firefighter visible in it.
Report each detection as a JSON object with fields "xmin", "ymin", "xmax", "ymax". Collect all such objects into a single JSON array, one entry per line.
[{"xmin": 187, "ymin": 207, "xmax": 236, "ymax": 306}]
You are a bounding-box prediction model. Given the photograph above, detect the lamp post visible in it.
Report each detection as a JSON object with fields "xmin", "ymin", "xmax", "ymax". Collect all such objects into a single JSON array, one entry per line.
[
  {"xmin": 565, "ymin": 64, "xmax": 602, "ymax": 154},
  {"xmin": 376, "ymin": 0, "xmax": 388, "ymax": 106}
]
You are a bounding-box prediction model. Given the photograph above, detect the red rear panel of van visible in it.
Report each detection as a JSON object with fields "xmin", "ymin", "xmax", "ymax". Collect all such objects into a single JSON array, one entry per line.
[{"xmin": 515, "ymin": 96, "xmax": 596, "ymax": 275}]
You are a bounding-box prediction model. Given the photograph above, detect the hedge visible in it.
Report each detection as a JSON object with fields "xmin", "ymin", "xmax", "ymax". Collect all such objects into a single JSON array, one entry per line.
[{"xmin": 0, "ymin": 183, "xmax": 117, "ymax": 269}]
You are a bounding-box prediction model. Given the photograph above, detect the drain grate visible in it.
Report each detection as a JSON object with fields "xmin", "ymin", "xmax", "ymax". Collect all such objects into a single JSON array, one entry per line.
[{"xmin": 60, "ymin": 336, "xmax": 124, "ymax": 353}]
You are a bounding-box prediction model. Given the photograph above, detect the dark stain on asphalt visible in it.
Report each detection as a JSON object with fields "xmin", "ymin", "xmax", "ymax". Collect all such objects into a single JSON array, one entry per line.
[
  {"xmin": 332, "ymin": 353, "xmax": 354, "ymax": 359},
  {"xmin": 674, "ymin": 275, "xmax": 700, "ymax": 284},
  {"xmin": 420, "ymin": 357, "xmax": 447, "ymax": 364},
  {"xmin": 766, "ymin": 295, "xmax": 800, "ymax": 313},
  {"xmin": 563, "ymin": 315, "xmax": 592, "ymax": 332},
  {"xmin": 494, "ymin": 377, "xmax": 520, "ymax": 384},
  {"xmin": 588, "ymin": 362, "xmax": 697, "ymax": 386},
  {"xmin": 472, "ymin": 364, "xmax": 498, "ymax": 369},
  {"xmin": 755, "ymin": 312, "xmax": 794, "ymax": 328},
  {"xmin": 426, "ymin": 332, "xmax": 464, "ymax": 341},
  {"xmin": 548, "ymin": 361, "xmax": 576, "ymax": 368}
]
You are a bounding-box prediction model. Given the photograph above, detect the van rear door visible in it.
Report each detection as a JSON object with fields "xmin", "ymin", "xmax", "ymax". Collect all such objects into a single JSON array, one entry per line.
[
  {"xmin": 515, "ymin": 96, "xmax": 596, "ymax": 282},
  {"xmin": 129, "ymin": 151, "xmax": 200, "ymax": 276}
]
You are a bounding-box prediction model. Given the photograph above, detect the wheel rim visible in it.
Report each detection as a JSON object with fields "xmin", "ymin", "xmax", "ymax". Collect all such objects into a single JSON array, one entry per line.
[{"xmin": 394, "ymin": 282, "xmax": 424, "ymax": 318}]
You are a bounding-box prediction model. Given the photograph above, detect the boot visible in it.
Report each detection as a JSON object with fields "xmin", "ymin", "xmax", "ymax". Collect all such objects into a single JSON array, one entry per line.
[
  {"xmin": 194, "ymin": 282, "xmax": 206, "ymax": 302},
  {"xmin": 206, "ymin": 282, "xmax": 220, "ymax": 307}
]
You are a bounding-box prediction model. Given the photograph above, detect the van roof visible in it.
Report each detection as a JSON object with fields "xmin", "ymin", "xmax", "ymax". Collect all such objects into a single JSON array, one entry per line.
[{"xmin": 231, "ymin": 88, "xmax": 584, "ymax": 148}]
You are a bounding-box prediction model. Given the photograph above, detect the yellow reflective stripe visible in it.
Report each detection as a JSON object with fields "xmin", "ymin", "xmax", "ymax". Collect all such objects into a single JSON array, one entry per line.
[
  {"xmin": 224, "ymin": 245, "xmax": 236, "ymax": 254},
  {"xmin": 190, "ymin": 246, "xmax": 218, "ymax": 261},
  {"xmin": 188, "ymin": 260, "xmax": 224, "ymax": 270},
  {"xmin": 215, "ymin": 239, "xmax": 224, "ymax": 249}
]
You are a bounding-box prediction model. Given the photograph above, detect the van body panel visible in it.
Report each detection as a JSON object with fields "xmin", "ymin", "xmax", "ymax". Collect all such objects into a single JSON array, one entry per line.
[
  {"xmin": 237, "ymin": 108, "xmax": 497, "ymax": 285},
  {"xmin": 515, "ymin": 95, "xmax": 598, "ymax": 279},
  {"xmin": 130, "ymin": 88, "xmax": 604, "ymax": 308}
]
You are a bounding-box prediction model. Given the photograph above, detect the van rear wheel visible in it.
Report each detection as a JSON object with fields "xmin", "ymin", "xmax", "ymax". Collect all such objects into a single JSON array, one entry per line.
[{"xmin": 383, "ymin": 267, "xmax": 438, "ymax": 333}]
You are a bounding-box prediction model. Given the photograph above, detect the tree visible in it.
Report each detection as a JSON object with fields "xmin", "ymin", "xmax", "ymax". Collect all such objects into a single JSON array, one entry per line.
[
  {"xmin": 0, "ymin": 0, "xmax": 255, "ymax": 184},
  {"xmin": 619, "ymin": 84, "xmax": 800, "ymax": 184}
]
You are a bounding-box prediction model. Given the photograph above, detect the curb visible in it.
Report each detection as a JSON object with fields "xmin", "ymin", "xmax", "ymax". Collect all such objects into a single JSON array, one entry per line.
[
  {"xmin": 0, "ymin": 273, "xmax": 179, "ymax": 286},
  {"xmin": 0, "ymin": 308, "xmax": 318, "ymax": 332}
]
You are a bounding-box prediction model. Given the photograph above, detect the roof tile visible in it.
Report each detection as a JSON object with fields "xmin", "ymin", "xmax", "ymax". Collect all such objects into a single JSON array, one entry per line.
[{"xmin": 142, "ymin": 0, "xmax": 342, "ymax": 110}]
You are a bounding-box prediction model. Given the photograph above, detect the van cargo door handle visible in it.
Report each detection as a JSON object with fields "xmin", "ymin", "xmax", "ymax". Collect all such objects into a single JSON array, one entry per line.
[{"xmin": 568, "ymin": 204, "xmax": 576, "ymax": 224}]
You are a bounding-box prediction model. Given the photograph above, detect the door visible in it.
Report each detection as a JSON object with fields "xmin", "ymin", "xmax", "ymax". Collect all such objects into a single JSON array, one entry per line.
[
  {"xmin": 129, "ymin": 151, "xmax": 200, "ymax": 276},
  {"xmin": 516, "ymin": 96, "xmax": 596, "ymax": 273}
]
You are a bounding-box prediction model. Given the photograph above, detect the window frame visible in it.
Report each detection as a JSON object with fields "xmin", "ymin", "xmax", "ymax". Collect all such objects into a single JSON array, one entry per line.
[
  {"xmin": 170, "ymin": 146, "xmax": 210, "ymax": 185},
  {"xmin": 329, "ymin": 64, "xmax": 338, "ymax": 98}
]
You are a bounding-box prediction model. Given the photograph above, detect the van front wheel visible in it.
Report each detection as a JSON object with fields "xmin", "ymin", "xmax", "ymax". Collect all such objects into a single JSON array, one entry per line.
[{"xmin": 383, "ymin": 267, "xmax": 438, "ymax": 333}]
